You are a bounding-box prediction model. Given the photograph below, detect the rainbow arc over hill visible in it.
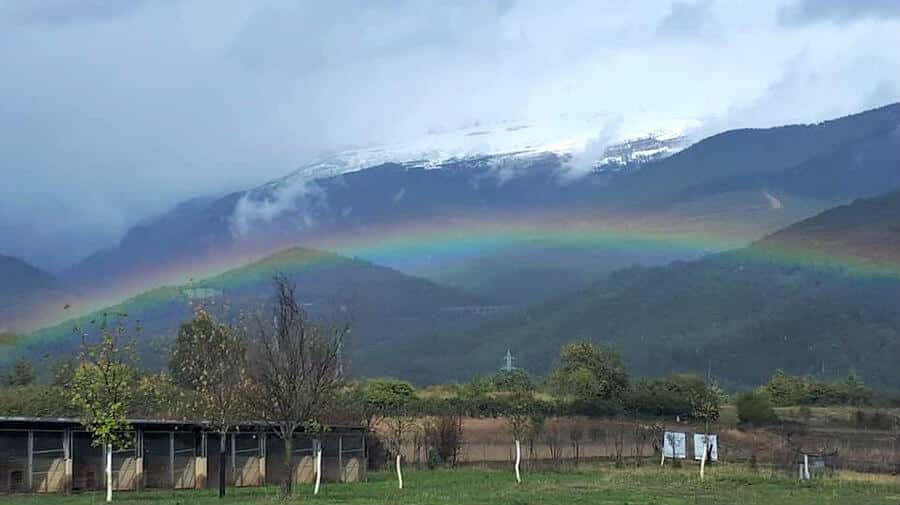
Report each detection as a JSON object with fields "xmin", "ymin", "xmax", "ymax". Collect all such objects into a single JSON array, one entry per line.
[{"xmin": 10, "ymin": 207, "xmax": 900, "ymax": 353}]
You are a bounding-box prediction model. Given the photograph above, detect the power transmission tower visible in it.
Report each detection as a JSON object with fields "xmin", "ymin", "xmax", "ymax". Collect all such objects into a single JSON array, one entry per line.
[{"xmin": 502, "ymin": 349, "xmax": 516, "ymax": 372}]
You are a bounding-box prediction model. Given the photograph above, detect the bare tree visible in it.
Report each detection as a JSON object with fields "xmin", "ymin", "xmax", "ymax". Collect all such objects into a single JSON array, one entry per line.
[
  {"xmin": 569, "ymin": 424, "xmax": 584, "ymax": 462},
  {"xmin": 247, "ymin": 276, "xmax": 346, "ymax": 497},
  {"xmin": 543, "ymin": 420, "xmax": 564, "ymax": 463}
]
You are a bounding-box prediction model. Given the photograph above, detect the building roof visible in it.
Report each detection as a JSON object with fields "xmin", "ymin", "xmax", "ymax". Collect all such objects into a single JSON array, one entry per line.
[{"xmin": 0, "ymin": 416, "xmax": 365, "ymax": 431}]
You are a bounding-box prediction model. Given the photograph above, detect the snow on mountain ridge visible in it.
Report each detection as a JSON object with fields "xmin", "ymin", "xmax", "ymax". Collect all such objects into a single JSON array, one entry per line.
[
  {"xmin": 265, "ymin": 117, "xmax": 700, "ymax": 190},
  {"xmin": 230, "ymin": 117, "xmax": 699, "ymax": 236}
]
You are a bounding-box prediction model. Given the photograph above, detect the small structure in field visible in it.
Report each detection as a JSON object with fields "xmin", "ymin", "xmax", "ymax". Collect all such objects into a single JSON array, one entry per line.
[{"xmin": 0, "ymin": 417, "xmax": 366, "ymax": 495}]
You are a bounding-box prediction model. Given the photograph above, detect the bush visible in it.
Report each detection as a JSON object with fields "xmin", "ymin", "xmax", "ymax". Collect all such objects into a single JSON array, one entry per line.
[
  {"xmin": 424, "ymin": 414, "xmax": 464, "ymax": 467},
  {"xmin": 492, "ymin": 369, "xmax": 535, "ymax": 393},
  {"xmin": 736, "ymin": 391, "xmax": 779, "ymax": 427},
  {"xmin": 627, "ymin": 374, "xmax": 706, "ymax": 417}
]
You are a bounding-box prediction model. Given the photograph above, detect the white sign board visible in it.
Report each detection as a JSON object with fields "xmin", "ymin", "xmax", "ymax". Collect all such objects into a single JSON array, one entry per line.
[
  {"xmin": 663, "ymin": 432, "xmax": 686, "ymax": 459},
  {"xmin": 693, "ymin": 434, "xmax": 718, "ymax": 461}
]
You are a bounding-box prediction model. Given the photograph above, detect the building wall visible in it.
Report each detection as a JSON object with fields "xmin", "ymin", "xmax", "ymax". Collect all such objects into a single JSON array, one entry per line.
[{"xmin": 0, "ymin": 423, "xmax": 367, "ymax": 495}]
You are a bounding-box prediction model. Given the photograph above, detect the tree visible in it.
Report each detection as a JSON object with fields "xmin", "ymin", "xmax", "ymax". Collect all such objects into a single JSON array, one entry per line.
[
  {"xmin": 359, "ymin": 379, "xmax": 417, "ymax": 431},
  {"xmin": 356, "ymin": 379, "xmax": 418, "ymax": 489},
  {"xmin": 627, "ymin": 374, "xmax": 707, "ymax": 417},
  {"xmin": 690, "ymin": 379, "xmax": 724, "ymax": 480},
  {"xmin": 169, "ymin": 307, "xmax": 252, "ymax": 498},
  {"xmin": 763, "ymin": 370, "xmax": 809, "ymax": 406},
  {"xmin": 3, "ymin": 358, "xmax": 35, "ymax": 387},
  {"xmin": 503, "ymin": 390, "xmax": 538, "ymax": 483},
  {"xmin": 492, "ymin": 369, "xmax": 535, "ymax": 393},
  {"xmin": 70, "ymin": 317, "xmax": 138, "ymax": 503},
  {"xmin": 841, "ymin": 371, "xmax": 871, "ymax": 407},
  {"xmin": 247, "ymin": 276, "xmax": 346, "ymax": 497},
  {"xmin": 549, "ymin": 340, "xmax": 628, "ymax": 403},
  {"xmin": 736, "ymin": 390, "xmax": 779, "ymax": 427}
]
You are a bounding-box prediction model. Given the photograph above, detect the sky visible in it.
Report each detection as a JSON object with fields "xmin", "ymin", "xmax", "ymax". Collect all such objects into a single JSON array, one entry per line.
[{"xmin": 1, "ymin": 0, "xmax": 899, "ymax": 271}]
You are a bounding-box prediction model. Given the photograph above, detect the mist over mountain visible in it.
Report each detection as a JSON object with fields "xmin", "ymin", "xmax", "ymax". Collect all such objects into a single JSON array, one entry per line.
[
  {"xmin": 0, "ymin": 255, "xmax": 72, "ymax": 333},
  {"xmin": 47, "ymin": 103, "xmax": 900, "ymax": 321}
]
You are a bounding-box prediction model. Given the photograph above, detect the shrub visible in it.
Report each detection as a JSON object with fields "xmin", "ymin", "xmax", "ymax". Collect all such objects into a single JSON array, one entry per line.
[{"xmin": 736, "ymin": 391, "xmax": 779, "ymax": 427}]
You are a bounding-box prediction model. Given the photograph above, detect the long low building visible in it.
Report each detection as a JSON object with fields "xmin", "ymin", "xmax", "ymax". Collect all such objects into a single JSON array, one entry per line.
[{"xmin": 0, "ymin": 417, "xmax": 367, "ymax": 494}]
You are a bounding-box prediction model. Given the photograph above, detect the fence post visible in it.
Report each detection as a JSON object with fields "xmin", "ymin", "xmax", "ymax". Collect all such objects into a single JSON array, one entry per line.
[{"xmin": 27, "ymin": 430, "xmax": 34, "ymax": 491}]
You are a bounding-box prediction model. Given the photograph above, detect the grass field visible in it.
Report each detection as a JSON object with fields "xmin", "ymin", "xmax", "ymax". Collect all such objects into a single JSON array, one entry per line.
[{"xmin": 2, "ymin": 466, "xmax": 900, "ymax": 505}]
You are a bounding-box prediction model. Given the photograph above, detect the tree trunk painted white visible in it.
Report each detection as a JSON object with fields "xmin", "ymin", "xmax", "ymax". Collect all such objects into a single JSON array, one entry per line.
[
  {"xmin": 514, "ymin": 440, "xmax": 521, "ymax": 484},
  {"xmin": 699, "ymin": 441, "xmax": 708, "ymax": 480},
  {"xmin": 314, "ymin": 447, "xmax": 322, "ymax": 495},
  {"xmin": 396, "ymin": 454, "xmax": 403, "ymax": 489},
  {"xmin": 106, "ymin": 443, "xmax": 113, "ymax": 502},
  {"xmin": 803, "ymin": 454, "xmax": 810, "ymax": 480}
]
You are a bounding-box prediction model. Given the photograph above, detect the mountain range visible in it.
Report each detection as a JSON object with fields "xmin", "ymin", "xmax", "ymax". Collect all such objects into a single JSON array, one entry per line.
[
  {"xmin": 3, "ymin": 103, "xmax": 900, "ymax": 388},
  {"xmin": 361, "ymin": 190, "xmax": 900, "ymax": 388},
  {"xmin": 28, "ymin": 103, "xmax": 893, "ymax": 319}
]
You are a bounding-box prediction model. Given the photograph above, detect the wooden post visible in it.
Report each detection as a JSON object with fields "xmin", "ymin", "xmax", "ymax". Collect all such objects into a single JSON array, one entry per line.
[
  {"xmin": 105, "ymin": 443, "xmax": 112, "ymax": 502},
  {"xmin": 63, "ymin": 429, "xmax": 73, "ymax": 494},
  {"xmin": 699, "ymin": 440, "xmax": 708, "ymax": 480},
  {"xmin": 514, "ymin": 440, "xmax": 521, "ymax": 484},
  {"xmin": 218, "ymin": 434, "xmax": 226, "ymax": 498},
  {"xmin": 258, "ymin": 433, "xmax": 266, "ymax": 486},
  {"xmin": 231, "ymin": 434, "xmax": 237, "ymax": 486},
  {"xmin": 26, "ymin": 431, "xmax": 34, "ymax": 492},
  {"xmin": 395, "ymin": 454, "xmax": 403, "ymax": 490},
  {"xmin": 169, "ymin": 432, "xmax": 176, "ymax": 489},
  {"xmin": 338, "ymin": 436, "xmax": 343, "ymax": 483},
  {"xmin": 314, "ymin": 441, "xmax": 323, "ymax": 495}
]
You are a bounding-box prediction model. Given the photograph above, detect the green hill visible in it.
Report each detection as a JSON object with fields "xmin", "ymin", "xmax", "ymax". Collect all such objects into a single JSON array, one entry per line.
[
  {"xmin": 0, "ymin": 255, "xmax": 72, "ymax": 333},
  {"xmin": 15, "ymin": 247, "xmax": 491, "ymax": 372},
  {"xmin": 362, "ymin": 191, "xmax": 900, "ymax": 388}
]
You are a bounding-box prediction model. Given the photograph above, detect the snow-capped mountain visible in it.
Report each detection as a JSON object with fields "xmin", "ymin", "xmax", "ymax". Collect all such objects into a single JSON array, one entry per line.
[
  {"xmin": 57, "ymin": 104, "xmax": 900, "ymax": 327},
  {"xmin": 265, "ymin": 117, "xmax": 699, "ymax": 190}
]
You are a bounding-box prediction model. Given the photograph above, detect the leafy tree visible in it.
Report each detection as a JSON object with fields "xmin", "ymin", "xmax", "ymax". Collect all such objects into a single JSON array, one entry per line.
[
  {"xmin": 841, "ymin": 371, "xmax": 871, "ymax": 406},
  {"xmin": 247, "ymin": 276, "xmax": 346, "ymax": 497},
  {"xmin": 3, "ymin": 358, "xmax": 35, "ymax": 387},
  {"xmin": 0, "ymin": 385, "xmax": 73, "ymax": 417},
  {"xmin": 764, "ymin": 370, "xmax": 809, "ymax": 406},
  {"xmin": 763, "ymin": 370, "xmax": 874, "ymax": 407},
  {"xmin": 627, "ymin": 374, "xmax": 707, "ymax": 417},
  {"xmin": 169, "ymin": 307, "xmax": 252, "ymax": 497},
  {"xmin": 549, "ymin": 341, "xmax": 628, "ymax": 402},
  {"xmin": 70, "ymin": 317, "xmax": 138, "ymax": 503},
  {"xmin": 689, "ymin": 381, "xmax": 724, "ymax": 427},
  {"xmin": 492, "ymin": 369, "xmax": 535, "ymax": 393},
  {"xmin": 736, "ymin": 390, "xmax": 779, "ymax": 426},
  {"xmin": 359, "ymin": 378, "xmax": 417, "ymax": 430}
]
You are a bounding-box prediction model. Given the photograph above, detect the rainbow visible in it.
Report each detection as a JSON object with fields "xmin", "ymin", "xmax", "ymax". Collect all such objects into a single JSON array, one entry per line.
[{"xmin": 8, "ymin": 205, "xmax": 900, "ymax": 357}]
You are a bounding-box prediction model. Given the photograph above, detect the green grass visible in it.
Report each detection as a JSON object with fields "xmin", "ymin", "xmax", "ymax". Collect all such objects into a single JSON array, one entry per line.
[{"xmin": 2, "ymin": 466, "xmax": 899, "ymax": 505}]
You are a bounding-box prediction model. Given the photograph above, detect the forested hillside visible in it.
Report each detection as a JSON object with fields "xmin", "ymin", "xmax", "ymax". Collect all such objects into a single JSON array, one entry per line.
[{"xmin": 357, "ymin": 191, "xmax": 900, "ymax": 388}]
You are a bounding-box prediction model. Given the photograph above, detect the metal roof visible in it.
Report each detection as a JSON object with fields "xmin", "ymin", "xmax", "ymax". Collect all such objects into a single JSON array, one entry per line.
[{"xmin": 0, "ymin": 416, "xmax": 365, "ymax": 431}]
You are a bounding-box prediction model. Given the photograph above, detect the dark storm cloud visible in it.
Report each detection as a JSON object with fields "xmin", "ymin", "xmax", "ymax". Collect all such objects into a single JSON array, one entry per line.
[
  {"xmin": 778, "ymin": 0, "xmax": 900, "ymax": 25},
  {"xmin": 0, "ymin": 0, "xmax": 898, "ymax": 270}
]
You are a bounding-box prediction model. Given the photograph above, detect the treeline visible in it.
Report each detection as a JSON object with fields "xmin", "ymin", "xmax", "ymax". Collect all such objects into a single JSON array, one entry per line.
[
  {"xmin": 347, "ymin": 341, "xmax": 725, "ymax": 425},
  {"xmin": 0, "ymin": 342, "xmax": 887, "ymax": 423},
  {"xmin": 761, "ymin": 369, "xmax": 873, "ymax": 407}
]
